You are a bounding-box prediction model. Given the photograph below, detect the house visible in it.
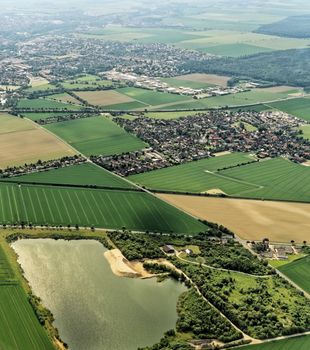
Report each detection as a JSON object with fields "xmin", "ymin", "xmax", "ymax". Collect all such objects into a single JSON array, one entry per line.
[{"xmin": 162, "ymin": 245, "xmax": 175, "ymax": 254}]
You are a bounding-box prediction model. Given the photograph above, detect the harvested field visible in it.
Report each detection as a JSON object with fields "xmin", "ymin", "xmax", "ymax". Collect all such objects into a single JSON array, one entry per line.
[
  {"xmin": 174, "ymin": 73, "xmax": 231, "ymax": 87},
  {"xmin": 75, "ymin": 90, "xmax": 133, "ymax": 106},
  {"xmin": 158, "ymin": 194, "xmax": 310, "ymax": 243},
  {"xmin": 259, "ymin": 86, "xmax": 299, "ymax": 93},
  {"xmin": 0, "ymin": 113, "xmax": 76, "ymax": 168}
]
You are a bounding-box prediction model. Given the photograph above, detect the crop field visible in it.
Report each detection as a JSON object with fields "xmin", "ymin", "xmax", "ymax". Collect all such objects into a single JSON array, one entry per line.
[
  {"xmin": 268, "ymin": 97, "xmax": 310, "ymax": 121},
  {"xmin": 157, "ymin": 89, "xmax": 294, "ymax": 110},
  {"xmin": 103, "ymin": 101, "xmax": 148, "ymax": 110},
  {"xmin": 158, "ymin": 195, "xmax": 310, "ymax": 243},
  {"xmin": 279, "ymin": 256, "xmax": 310, "ymax": 293},
  {"xmin": 75, "ymin": 90, "xmax": 134, "ymax": 106},
  {"xmin": 0, "ymin": 285, "xmax": 55, "ymax": 350},
  {"xmin": 45, "ymin": 115, "xmax": 147, "ymax": 156},
  {"xmin": 144, "ymin": 111, "xmax": 202, "ymax": 119},
  {"xmin": 172, "ymin": 73, "xmax": 230, "ymax": 87},
  {"xmin": 0, "ymin": 182, "xmax": 206, "ymax": 234},
  {"xmin": 129, "ymin": 156, "xmax": 310, "ymax": 202},
  {"xmin": 201, "ymin": 43, "xmax": 273, "ymax": 57},
  {"xmin": 160, "ymin": 77, "xmax": 214, "ymax": 89},
  {"xmin": 236, "ymin": 335, "xmax": 310, "ymax": 350},
  {"xmin": 116, "ymin": 87, "xmax": 191, "ymax": 106},
  {"xmin": 16, "ymin": 98, "xmax": 82, "ymax": 110},
  {"xmin": 0, "ymin": 243, "xmax": 54, "ymax": 350},
  {"xmin": 5, "ymin": 163, "xmax": 135, "ymax": 189},
  {"xmin": 129, "ymin": 153, "xmax": 257, "ymax": 194},
  {"xmin": 176, "ymin": 30, "xmax": 310, "ymax": 56},
  {"xmin": 0, "ymin": 113, "xmax": 76, "ymax": 168}
]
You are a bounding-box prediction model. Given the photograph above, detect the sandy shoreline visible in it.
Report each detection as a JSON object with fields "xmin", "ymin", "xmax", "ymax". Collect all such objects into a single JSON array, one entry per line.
[{"xmin": 104, "ymin": 249, "xmax": 154, "ymax": 279}]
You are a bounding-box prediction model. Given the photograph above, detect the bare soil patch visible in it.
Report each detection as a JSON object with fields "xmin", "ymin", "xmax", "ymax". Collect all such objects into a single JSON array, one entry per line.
[
  {"xmin": 259, "ymin": 86, "xmax": 299, "ymax": 93},
  {"xmin": 104, "ymin": 249, "xmax": 154, "ymax": 278},
  {"xmin": 174, "ymin": 73, "xmax": 231, "ymax": 87},
  {"xmin": 75, "ymin": 90, "xmax": 133, "ymax": 106},
  {"xmin": 158, "ymin": 194, "xmax": 310, "ymax": 243}
]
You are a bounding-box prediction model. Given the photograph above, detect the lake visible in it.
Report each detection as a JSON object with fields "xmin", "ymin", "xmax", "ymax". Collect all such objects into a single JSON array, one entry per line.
[{"xmin": 12, "ymin": 239, "xmax": 186, "ymax": 350}]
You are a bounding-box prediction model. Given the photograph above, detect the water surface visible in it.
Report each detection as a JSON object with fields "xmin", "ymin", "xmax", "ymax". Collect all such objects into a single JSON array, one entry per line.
[{"xmin": 12, "ymin": 239, "xmax": 186, "ymax": 350}]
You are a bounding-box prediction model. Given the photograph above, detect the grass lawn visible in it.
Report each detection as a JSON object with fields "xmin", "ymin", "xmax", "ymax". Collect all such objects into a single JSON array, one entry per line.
[
  {"xmin": 278, "ymin": 255, "xmax": 310, "ymax": 293},
  {"xmin": 45, "ymin": 115, "xmax": 147, "ymax": 156},
  {"xmin": 60, "ymin": 74, "xmax": 113, "ymax": 90},
  {"xmin": 4, "ymin": 163, "xmax": 134, "ymax": 189},
  {"xmin": 17, "ymin": 98, "xmax": 82, "ymax": 110},
  {"xmin": 268, "ymin": 98, "xmax": 310, "ymax": 121},
  {"xmin": 0, "ymin": 182, "xmax": 207, "ymax": 234},
  {"xmin": 129, "ymin": 156, "xmax": 310, "ymax": 202}
]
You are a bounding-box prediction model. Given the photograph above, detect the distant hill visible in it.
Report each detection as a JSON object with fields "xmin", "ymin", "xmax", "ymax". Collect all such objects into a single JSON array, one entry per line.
[{"xmin": 255, "ymin": 15, "xmax": 310, "ymax": 38}]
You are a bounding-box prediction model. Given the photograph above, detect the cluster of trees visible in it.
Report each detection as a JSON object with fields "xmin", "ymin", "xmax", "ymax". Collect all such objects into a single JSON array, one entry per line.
[
  {"xmin": 255, "ymin": 15, "xmax": 310, "ymax": 38},
  {"xmin": 181, "ymin": 48, "xmax": 310, "ymax": 88},
  {"xmin": 172, "ymin": 260, "xmax": 310, "ymax": 340},
  {"xmin": 108, "ymin": 231, "xmax": 165, "ymax": 260},
  {"xmin": 177, "ymin": 289, "xmax": 242, "ymax": 342},
  {"xmin": 198, "ymin": 241, "xmax": 270, "ymax": 275}
]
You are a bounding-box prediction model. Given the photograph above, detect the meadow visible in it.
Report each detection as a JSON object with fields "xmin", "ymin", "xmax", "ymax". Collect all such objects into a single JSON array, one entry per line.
[
  {"xmin": 235, "ymin": 335, "xmax": 310, "ymax": 350},
  {"xmin": 129, "ymin": 155, "xmax": 310, "ymax": 202},
  {"xmin": 268, "ymin": 97, "xmax": 310, "ymax": 121},
  {"xmin": 279, "ymin": 256, "xmax": 310, "ymax": 293},
  {"xmin": 22, "ymin": 112, "xmax": 76, "ymax": 122},
  {"xmin": 44, "ymin": 115, "xmax": 147, "ymax": 156},
  {"xmin": 17, "ymin": 98, "xmax": 82, "ymax": 110},
  {"xmin": 60, "ymin": 74, "xmax": 113, "ymax": 90},
  {"xmin": 0, "ymin": 113, "xmax": 76, "ymax": 168},
  {"xmin": 46, "ymin": 93, "xmax": 82, "ymax": 105},
  {"xmin": 5, "ymin": 163, "xmax": 135, "ymax": 189},
  {"xmin": 0, "ymin": 182, "xmax": 206, "ymax": 234}
]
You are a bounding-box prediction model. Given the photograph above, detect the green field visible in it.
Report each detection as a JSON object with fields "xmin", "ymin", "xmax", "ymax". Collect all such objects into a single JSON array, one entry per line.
[
  {"xmin": 202, "ymin": 43, "xmax": 273, "ymax": 57},
  {"xmin": 104, "ymin": 101, "xmax": 147, "ymax": 110},
  {"xmin": 17, "ymin": 98, "xmax": 82, "ymax": 110},
  {"xmin": 5, "ymin": 163, "xmax": 134, "ymax": 189},
  {"xmin": 268, "ymin": 98, "xmax": 310, "ymax": 121},
  {"xmin": 44, "ymin": 115, "xmax": 147, "ymax": 156},
  {"xmin": 0, "ymin": 244, "xmax": 54, "ymax": 350},
  {"xmin": 0, "ymin": 285, "xmax": 55, "ymax": 350},
  {"xmin": 129, "ymin": 155, "xmax": 310, "ymax": 202},
  {"xmin": 25, "ymin": 83, "xmax": 56, "ymax": 92},
  {"xmin": 0, "ymin": 182, "xmax": 206, "ymax": 234},
  {"xmin": 300, "ymin": 125, "xmax": 310, "ymax": 140},
  {"xmin": 156, "ymin": 89, "xmax": 294, "ymax": 110},
  {"xmin": 236, "ymin": 335, "xmax": 310, "ymax": 350},
  {"xmin": 116, "ymin": 87, "xmax": 191, "ymax": 106},
  {"xmin": 279, "ymin": 256, "xmax": 310, "ymax": 294},
  {"xmin": 61, "ymin": 74, "xmax": 113, "ymax": 90},
  {"xmin": 144, "ymin": 111, "xmax": 201, "ymax": 119},
  {"xmin": 129, "ymin": 153, "xmax": 255, "ymax": 193}
]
